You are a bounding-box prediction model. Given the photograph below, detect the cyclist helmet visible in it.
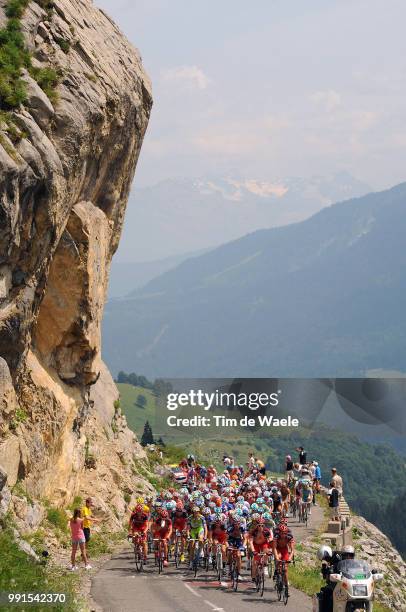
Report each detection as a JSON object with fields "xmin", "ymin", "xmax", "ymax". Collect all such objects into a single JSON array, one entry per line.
[
  {"xmin": 160, "ymin": 509, "xmax": 169, "ymax": 518},
  {"xmin": 257, "ymin": 517, "xmax": 265, "ymax": 525},
  {"xmin": 279, "ymin": 524, "xmax": 288, "ymax": 534},
  {"xmin": 192, "ymin": 506, "xmax": 200, "ymax": 513},
  {"xmin": 203, "ymin": 507, "xmax": 211, "ymax": 516},
  {"xmin": 286, "ymin": 455, "xmax": 291, "ymax": 461},
  {"xmin": 134, "ymin": 504, "xmax": 143, "ymax": 513}
]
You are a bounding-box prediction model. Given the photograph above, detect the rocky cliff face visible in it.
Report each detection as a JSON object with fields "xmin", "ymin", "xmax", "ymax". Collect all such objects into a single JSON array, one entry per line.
[{"xmin": 0, "ymin": 0, "xmax": 153, "ymax": 528}]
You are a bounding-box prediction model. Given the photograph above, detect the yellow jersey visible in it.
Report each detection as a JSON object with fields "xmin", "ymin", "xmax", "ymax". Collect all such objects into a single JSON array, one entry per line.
[{"xmin": 81, "ymin": 506, "xmax": 92, "ymax": 528}]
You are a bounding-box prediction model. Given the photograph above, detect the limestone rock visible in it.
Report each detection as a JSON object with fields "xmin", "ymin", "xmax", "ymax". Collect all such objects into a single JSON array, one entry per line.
[
  {"xmin": 352, "ymin": 516, "xmax": 406, "ymax": 610},
  {"xmin": 12, "ymin": 528, "xmax": 39, "ymax": 562},
  {"xmin": 0, "ymin": 0, "xmax": 152, "ymax": 532},
  {"xmin": 22, "ymin": 72, "xmax": 55, "ymax": 129}
]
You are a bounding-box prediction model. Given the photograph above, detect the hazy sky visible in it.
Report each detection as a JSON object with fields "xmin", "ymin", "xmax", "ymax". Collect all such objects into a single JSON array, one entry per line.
[{"xmin": 96, "ymin": 0, "xmax": 406, "ymax": 190}]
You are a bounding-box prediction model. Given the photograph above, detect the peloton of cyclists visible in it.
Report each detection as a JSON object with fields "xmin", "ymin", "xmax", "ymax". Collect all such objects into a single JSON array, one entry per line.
[{"xmin": 126, "ymin": 447, "xmax": 321, "ymax": 588}]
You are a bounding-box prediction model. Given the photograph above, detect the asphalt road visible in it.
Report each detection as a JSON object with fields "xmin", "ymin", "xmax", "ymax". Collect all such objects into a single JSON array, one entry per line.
[{"xmin": 91, "ymin": 505, "xmax": 324, "ymax": 612}]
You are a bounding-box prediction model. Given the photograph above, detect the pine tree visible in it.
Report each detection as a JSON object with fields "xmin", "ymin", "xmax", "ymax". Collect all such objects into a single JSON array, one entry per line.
[
  {"xmin": 141, "ymin": 421, "xmax": 154, "ymax": 446},
  {"xmin": 157, "ymin": 436, "xmax": 166, "ymax": 448}
]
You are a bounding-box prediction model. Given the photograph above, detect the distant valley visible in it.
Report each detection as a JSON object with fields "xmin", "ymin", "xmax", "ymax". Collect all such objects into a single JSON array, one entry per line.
[{"xmin": 103, "ymin": 182, "xmax": 406, "ymax": 379}]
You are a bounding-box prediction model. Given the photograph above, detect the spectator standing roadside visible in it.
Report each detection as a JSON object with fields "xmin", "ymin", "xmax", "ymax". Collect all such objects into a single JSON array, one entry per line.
[
  {"xmin": 69, "ymin": 509, "xmax": 91, "ymax": 570},
  {"xmin": 81, "ymin": 497, "xmax": 101, "ymax": 552},
  {"xmin": 296, "ymin": 446, "xmax": 307, "ymax": 466},
  {"xmin": 313, "ymin": 462, "xmax": 321, "ymax": 505},
  {"xmin": 285, "ymin": 455, "xmax": 294, "ymax": 481},
  {"xmin": 328, "ymin": 483, "xmax": 340, "ymax": 522},
  {"xmin": 248, "ymin": 452, "xmax": 256, "ymax": 470},
  {"xmin": 330, "ymin": 468, "xmax": 343, "ymax": 496},
  {"xmin": 255, "ymin": 457, "xmax": 266, "ymax": 475}
]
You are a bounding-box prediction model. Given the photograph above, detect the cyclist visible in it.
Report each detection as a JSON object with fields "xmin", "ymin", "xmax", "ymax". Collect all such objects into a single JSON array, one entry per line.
[
  {"xmin": 188, "ymin": 505, "xmax": 207, "ymax": 568},
  {"xmin": 128, "ymin": 504, "xmax": 149, "ymax": 562},
  {"xmin": 151, "ymin": 508, "xmax": 172, "ymax": 567},
  {"xmin": 172, "ymin": 501, "xmax": 188, "ymax": 562},
  {"xmin": 208, "ymin": 512, "xmax": 228, "ymax": 574},
  {"xmin": 249, "ymin": 516, "xmax": 273, "ymax": 581},
  {"xmin": 206, "ymin": 465, "xmax": 217, "ymax": 484},
  {"xmin": 312, "ymin": 462, "xmax": 321, "ymax": 505},
  {"xmin": 280, "ymin": 482, "xmax": 291, "ymax": 517},
  {"xmin": 273, "ymin": 523, "xmax": 295, "ymax": 586},
  {"xmin": 300, "ymin": 480, "xmax": 313, "ymax": 518},
  {"xmin": 285, "ymin": 455, "xmax": 294, "ymax": 482},
  {"xmin": 226, "ymin": 512, "xmax": 246, "ymax": 578}
]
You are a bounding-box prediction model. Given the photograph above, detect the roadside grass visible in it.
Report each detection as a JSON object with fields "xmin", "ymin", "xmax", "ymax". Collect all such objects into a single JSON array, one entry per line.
[
  {"xmin": 373, "ymin": 605, "xmax": 393, "ymax": 612},
  {"xmin": 86, "ymin": 528, "xmax": 126, "ymax": 558},
  {"xmin": 289, "ymin": 561, "xmax": 323, "ymax": 597},
  {"xmin": 0, "ymin": 522, "xmax": 82, "ymax": 612}
]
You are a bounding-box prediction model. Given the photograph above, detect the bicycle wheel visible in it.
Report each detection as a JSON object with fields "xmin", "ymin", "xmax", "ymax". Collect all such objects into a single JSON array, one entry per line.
[
  {"xmin": 268, "ymin": 556, "xmax": 273, "ymax": 580},
  {"xmin": 135, "ymin": 548, "xmax": 143, "ymax": 573},
  {"xmin": 283, "ymin": 584, "xmax": 289, "ymax": 605},
  {"xmin": 216, "ymin": 549, "xmax": 223, "ymax": 581},
  {"xmin": 194, "ymin": 547, "xmax": 199, "ymax": 578},
  {"xmin": 174, "ymin": 542, "xmax": 180, "ymax": 568},
  {"xmin": 259, "ymin": 570, "xmax": 265, "ymax": 597},
  {"xmin": 277, "ymin": 576, "xmax": 283, "ymax": 601},
  {"xmin": 232, "ymin": 564, "xmax": 239, "ymax": 592},
  {"xmin": 204, "ymin": 545, "xmax": 210, "ymax": 572}
]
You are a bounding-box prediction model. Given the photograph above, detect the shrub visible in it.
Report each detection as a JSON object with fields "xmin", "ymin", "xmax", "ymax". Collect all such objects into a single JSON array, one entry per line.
[
  {"xmin": 55, "ymin": 36, "xmax": 70, "ymax": 54},
  {"xmin": 5, "ymin": 0, "xmax": 29, "ymax": 20},
  {"xmin": 47, "ymin": 507, "xmax": 68, "ymax": 533},
  {"xmin": 0, "ymin": 0, "xmax": 60, "ymax": 111}
]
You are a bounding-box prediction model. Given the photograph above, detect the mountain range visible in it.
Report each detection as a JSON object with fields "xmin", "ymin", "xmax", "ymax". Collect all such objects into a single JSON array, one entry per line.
[
  {"xmin": 114, "ymin": 172, "xmax": 371, "ymax": 264},
  {"xmin": 103, "ymin": 182, "xmax": 406, "ymax": 379}
]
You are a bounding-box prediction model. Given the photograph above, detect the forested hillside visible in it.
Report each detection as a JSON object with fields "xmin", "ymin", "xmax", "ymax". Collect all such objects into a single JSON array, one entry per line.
[{"xmin": 104, "ymin": 183, "xmax": 406, "ymax": 378}]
